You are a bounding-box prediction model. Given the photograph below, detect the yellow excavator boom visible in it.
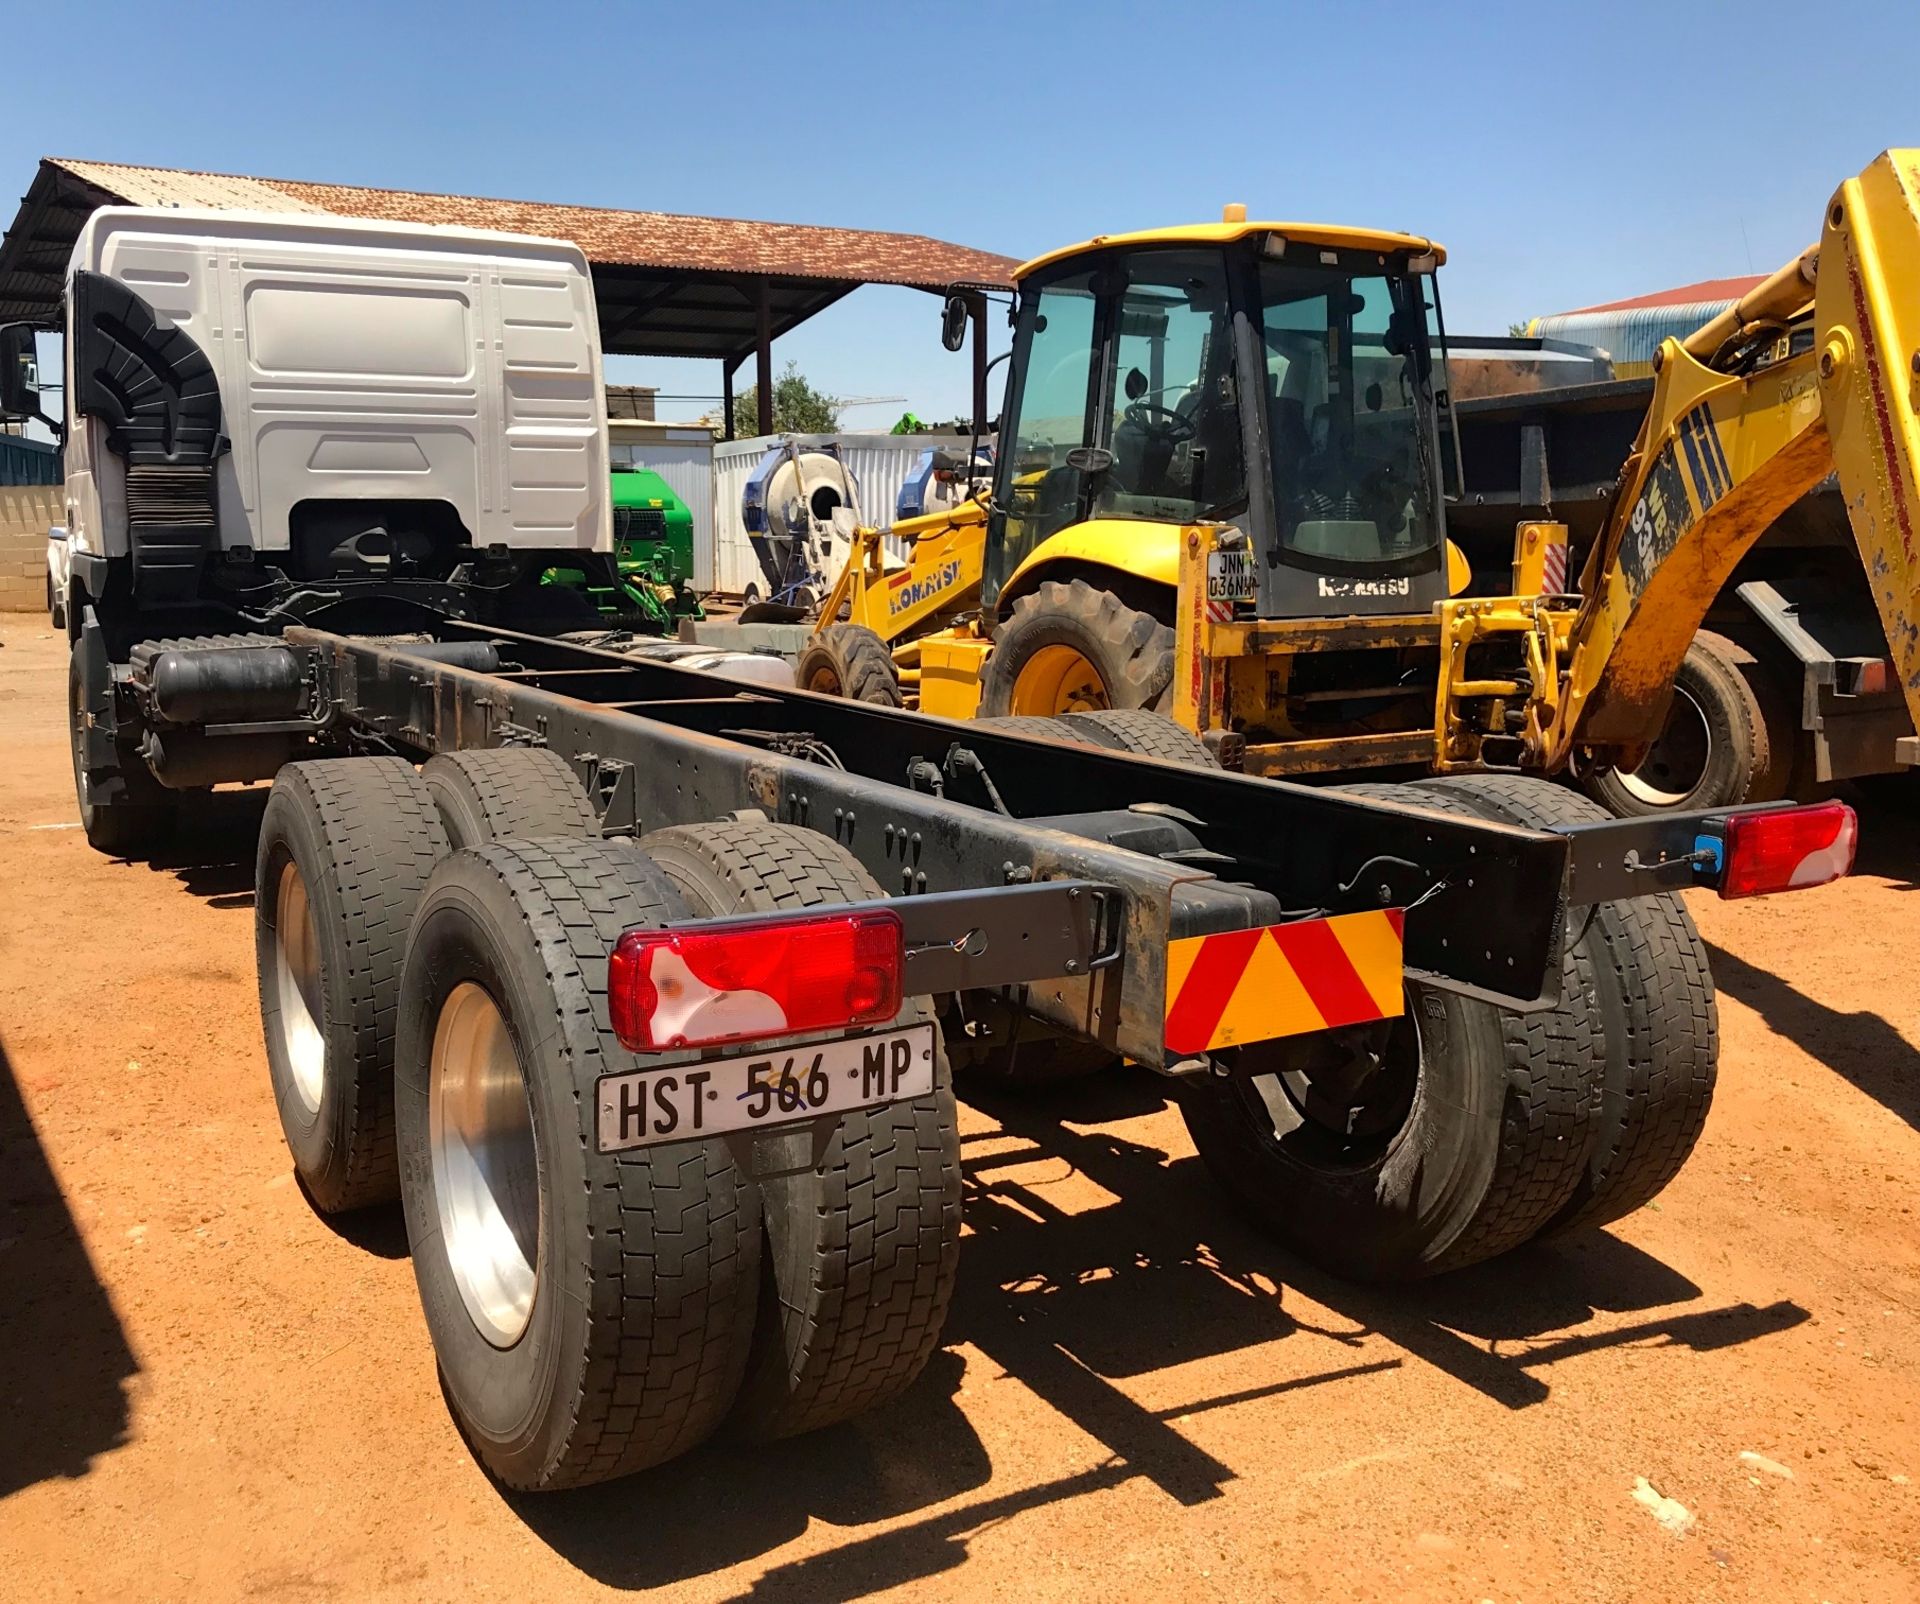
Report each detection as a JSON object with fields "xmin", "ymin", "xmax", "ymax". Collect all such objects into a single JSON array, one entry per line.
[
  {"xmin": 1812, "ymin": 150, "xmax": 1920, "ymax": 736},
  {"xmin": 1448, "ymin": 149, "xmax": 1920, "ymax": 778}
]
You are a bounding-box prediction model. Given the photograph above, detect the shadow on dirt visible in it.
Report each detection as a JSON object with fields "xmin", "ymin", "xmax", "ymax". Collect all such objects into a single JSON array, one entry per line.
[
  {"xmin": 144, "ymin": 787, "xmax": 269, "ymax": 907},
  {"xmin": 293, "ymin": 1182, "xmax": 411, "ymax": 1260},
  {"xmin": 1704, "ymin": 939, "xmax": 1917, "ymax": 1130},
  {"xmin": 1846, "ymin": 784, "xmax": 1920, "ymax": 892},
  {"xmin": 510, "ymin": 1067, "xmax": 1807, "ymax": 1598},
  {"xmin": 0, "ymin": 1034, "xmax": 141, "ymax": 1498}
]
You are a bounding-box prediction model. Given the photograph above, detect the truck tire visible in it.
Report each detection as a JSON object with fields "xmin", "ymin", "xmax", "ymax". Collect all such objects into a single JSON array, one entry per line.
[
  {"xmin": 979, "ymin": 578, "xmax": 1175, "ymax": 718},
  {"xmin": 1058, "ymin": 708, "xmax": 1219, "ymax": 766},
  {"xmin": 638, "ymin": 820, "xmax": 962, "ymax": 1440},
  {"xmin": 1177, "ymin": 779, "xmax": 1601, "ymax": 1280},
  {"xmin": 796, "ymin": 624, "xmax": 903, "ymax": 707},
  {"xmin": 421, "ymin": 747, "xmax": 599, "ymax": 850},
  {"xmin": 973, "ymin": 714, "xmax": 1086, "ymax": 743},
  {"xmin": 1583, "ymin": 630, "xmax": 1784, "ymax": 816},
  {"xmin": 69, "ymin": 633, "xmax": 175, "ymax": 858},
  {"xmin": 1415, "ymin": 774, "xmax": 1718, "ymax": 1233},
  {"xmin": 395, "ymin": 838, "xmax": 760, "ymax": 1490},
  {"xmin": 48, "ymin": 572, "xmax": 65, "ymax": 631},
  {"xmin": 255, "ymin": 758, "xmax": 449, "ymax": 1212}
]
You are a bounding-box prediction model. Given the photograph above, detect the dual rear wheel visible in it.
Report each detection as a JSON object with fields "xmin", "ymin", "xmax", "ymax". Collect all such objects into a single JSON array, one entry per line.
[
  {"xmin": 1178, "ymin": 774, "xmax": 1719, "ymax": 1279},
  {"xmin": 254, "ymin": 750, "xmax": 959, "ymax": 1489},
  {"xmin": 253, "ymin": 751, "xmax": 1721, "ymax": 1477}
]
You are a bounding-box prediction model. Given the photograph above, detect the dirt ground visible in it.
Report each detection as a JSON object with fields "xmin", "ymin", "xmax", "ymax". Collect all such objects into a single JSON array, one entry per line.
[{"xmin": 1, "ymin": 613, "xmax": 1915, "ymax": 1604}]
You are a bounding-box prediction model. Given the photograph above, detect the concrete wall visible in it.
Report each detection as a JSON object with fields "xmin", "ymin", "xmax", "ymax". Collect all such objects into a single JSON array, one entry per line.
[{"xmin": 0, "ymin": 486, "xmax": 61, "ymax": 612}]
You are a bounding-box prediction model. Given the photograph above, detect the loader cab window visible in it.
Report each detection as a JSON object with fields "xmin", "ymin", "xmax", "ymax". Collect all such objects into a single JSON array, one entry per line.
[
  {"xmin": 1095, "ymin": 250, "xmax": 1244, "ymax": 524},
  {"xmin": 989, "ymin": 250, "xmax": 1245, "ymax": 598},
  {"xmin": 991, "ymin": 268, "xmax": 1099, "ymax": 586},
  {"xmin": 1259, "ymin": 251, "xmax": 1440, "ymax": 572}
]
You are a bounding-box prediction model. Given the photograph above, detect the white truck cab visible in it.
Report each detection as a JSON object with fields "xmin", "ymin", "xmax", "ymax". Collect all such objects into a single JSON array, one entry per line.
[
  {"xmin": 12, "ymin": 206, "xmax": 610, "ymax": 635},
  {"xmin": 0, "ymin": 208, "xmax": 623, "ymax": 852}
]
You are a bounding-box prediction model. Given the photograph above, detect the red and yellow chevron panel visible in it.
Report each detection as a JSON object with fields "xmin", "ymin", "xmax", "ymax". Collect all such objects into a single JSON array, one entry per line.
[{"xmin": 1163, "ymin": 909, "xmax": 1405, "ymax": 1056}]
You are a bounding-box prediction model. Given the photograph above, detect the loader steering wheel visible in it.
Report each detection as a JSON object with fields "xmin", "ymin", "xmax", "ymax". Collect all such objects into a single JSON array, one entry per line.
[{"xmin": 1122, "ymin": 402, "xmax": 1197, "ymax": 444}]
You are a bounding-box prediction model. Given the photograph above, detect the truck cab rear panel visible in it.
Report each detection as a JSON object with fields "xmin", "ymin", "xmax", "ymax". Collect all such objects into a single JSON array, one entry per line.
[{"xmin": 59, "ymin": 207, "xmax": 609, "ymax": 623}]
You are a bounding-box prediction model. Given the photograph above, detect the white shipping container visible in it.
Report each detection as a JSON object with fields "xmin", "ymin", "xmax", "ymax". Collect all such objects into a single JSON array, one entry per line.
[{"xmin": 712, "ymin": 432, "xmax": 973, "ymax": 596}]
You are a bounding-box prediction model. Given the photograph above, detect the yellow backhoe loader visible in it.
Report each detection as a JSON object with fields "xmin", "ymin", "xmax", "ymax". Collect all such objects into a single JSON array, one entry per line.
[{"xmin": 799, "ymin": 152, "xmax": 1920, "ymax": 805}]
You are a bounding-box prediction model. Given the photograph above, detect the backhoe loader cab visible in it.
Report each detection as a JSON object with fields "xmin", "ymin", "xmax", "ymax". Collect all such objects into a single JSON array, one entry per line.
[{"xmin": 987, "ymin": 222, "xmax": 1455, "ymax": 619}]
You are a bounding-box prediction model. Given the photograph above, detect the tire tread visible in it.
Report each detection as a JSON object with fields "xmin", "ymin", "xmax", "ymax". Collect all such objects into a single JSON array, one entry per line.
[
  {"xmin": 260, "ymin": 757, "xmax": 448, "ymax": 1211},
  {"xmin": 412, "ymin": 837, "xmax": 759, "ymax": 1489},
  {"xmin": 640, "ymin": 821, "xmax": 962, "ymax": 1438}
]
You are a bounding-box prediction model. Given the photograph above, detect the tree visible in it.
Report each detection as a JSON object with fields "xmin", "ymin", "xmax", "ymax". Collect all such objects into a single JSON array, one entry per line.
[
  {"xmin": 733, "ymin": 361, "xmax": 840, "ymax": 437},
  {"xmin": 1507, "ymin": 321, "xmax": 1532, "ymax": 338}
]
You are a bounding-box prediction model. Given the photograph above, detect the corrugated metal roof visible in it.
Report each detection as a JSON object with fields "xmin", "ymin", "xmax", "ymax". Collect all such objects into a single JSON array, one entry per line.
[
  {"xmin": 41, "ymin": 158, "xmax": 1016, "ymax": 290},
  {"xmin": 52, "ymin": 160, "xmax": 328, "ymax": 215},
  {"xmin": 1562, "ymin": 274, "xmax": 1764, "ymax": 316}
]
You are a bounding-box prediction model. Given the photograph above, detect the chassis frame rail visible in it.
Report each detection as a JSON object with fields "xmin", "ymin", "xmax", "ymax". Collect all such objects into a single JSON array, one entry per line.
[{"xmin": 272, "ymin": 623, "xmax": 1602, "ymax": 1066}]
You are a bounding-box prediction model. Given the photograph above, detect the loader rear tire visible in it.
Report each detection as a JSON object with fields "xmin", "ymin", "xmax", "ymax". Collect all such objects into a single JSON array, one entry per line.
[
  {"xmin": 1178, "ymin": 779, "xmax": 1602, "ymax": 1280},
  {"xmin": 421, "ymin": 747, "xmax": 599, "ymax": 851},
  {"xmin": 637, "ymin": 821, "xmax": 962, "ymax": 1440},
  {"xmin": 1583, "ymin": 630, "xmax": 1786, "ymax": 816},
  {"xmin": 255, "ymin": 758, "xmax": 449, "ymax": 1213},
  {"xmin": 980, "ymin": 578, "xmax": 1175, "ymax": 717},
  {"xmin": 395, "ymin": 838, "xmax": 760, "ymax": 1489},
  {"xmin": 795, "ymin": 624, "xmax": 903, "ymax": 707},
  {"xmin": 1415, "ymin": 774, "xmax": 1718, "ymax": 1233}
]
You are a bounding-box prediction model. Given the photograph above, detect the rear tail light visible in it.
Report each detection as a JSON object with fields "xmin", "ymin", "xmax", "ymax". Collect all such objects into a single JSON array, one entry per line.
[
  {"xmin": 1716, "ymin": 801, "xmax": 1857, "ymax": 899},
  {"xmin": 608, "ymin": 908, "xmax": 904, "ymax": 1051}
]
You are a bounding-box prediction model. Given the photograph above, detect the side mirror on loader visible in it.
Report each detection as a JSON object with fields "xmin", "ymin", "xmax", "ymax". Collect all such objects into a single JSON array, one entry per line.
[{"xmin": 940, "ymin": 294, "xmax": 970, "ymax": 353}]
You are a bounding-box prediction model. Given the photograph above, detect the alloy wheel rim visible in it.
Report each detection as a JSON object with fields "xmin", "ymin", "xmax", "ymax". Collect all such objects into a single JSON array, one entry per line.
[
  {"xmin": 429, "ymin": 982, "xmax": 541, "ymax": 1348},
  {"xmin": 272, "ymin": 860, "xmax": 327, "ymax": 1116}
]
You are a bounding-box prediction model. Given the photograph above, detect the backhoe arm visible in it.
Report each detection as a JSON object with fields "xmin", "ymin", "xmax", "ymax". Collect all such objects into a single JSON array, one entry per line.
[{"xmin": 1544, "ymin": 149, "xmax": 1920, "ymax": 771}]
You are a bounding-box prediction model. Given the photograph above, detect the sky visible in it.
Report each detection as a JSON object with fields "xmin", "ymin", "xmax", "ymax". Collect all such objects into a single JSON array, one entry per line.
[{"xmin": 7, "ymin": 0, "xmax": 1917, "ymax": 423}]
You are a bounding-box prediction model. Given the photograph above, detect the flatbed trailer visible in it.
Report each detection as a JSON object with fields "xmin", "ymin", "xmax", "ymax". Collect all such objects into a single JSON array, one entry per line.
[{"xmin": 132, "ymin": 623, "xmax": 1854, "ymax": 1490}]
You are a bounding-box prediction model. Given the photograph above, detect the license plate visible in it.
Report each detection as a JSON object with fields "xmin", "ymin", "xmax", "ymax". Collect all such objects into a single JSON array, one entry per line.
[
  {"xmin": 1206, "ymin": 548, "xmax": 1256, "ymax": 603},
  {"xmin": 594, "ymin": 1023, "xmax": 937, "ymax": 1153}
]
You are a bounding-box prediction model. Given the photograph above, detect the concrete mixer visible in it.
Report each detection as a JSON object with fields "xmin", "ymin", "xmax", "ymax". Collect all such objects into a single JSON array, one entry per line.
[{"xmin": 739, "ymin": 440, "xmax": 865, "ymax": 608}]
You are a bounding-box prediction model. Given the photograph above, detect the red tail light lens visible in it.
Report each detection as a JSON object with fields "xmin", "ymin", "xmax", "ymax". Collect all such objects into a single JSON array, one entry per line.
[
  {"xmin": 1718, "ymin": 801, "xmax": 1857, "ymax": 900},
  {"xmin": 608, "ymin": 908, "xmax": 904, "ymax": 1051}
]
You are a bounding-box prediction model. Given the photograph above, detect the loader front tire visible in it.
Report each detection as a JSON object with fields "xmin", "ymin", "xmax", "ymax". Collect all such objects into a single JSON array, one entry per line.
[
  {"xmin": 980, "ymin": 579, "xmax": 1175, "ymax": 718},
  {"xmin": 795, "ymin": 624, "xmax": 903, "ymax": 707}
]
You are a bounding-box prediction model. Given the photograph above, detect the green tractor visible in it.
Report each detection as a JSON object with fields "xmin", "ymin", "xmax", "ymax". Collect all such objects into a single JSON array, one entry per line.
[{"xmin": 543, "ymin": 467, "xmax": 705, "ymax": 632}]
